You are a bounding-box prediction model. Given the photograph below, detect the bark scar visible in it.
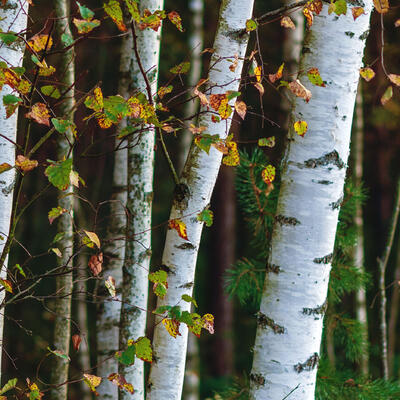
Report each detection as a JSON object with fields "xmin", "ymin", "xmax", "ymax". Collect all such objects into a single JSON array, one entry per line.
[
  {"xmin": 313, "ymin": 253, "xmax": 333, "ymax": 264},
  {"xmin": 266, "ymin": 263, "xmax": 281, "ymax": 273},
  {"xmin": 294, "ymin": 353, "xmax": 319, "ymax": 373},
  {"xmin": 304, "ymin": 150, "xmax": 345, "ymax": 170},
  {"xmin": 275, "ymin": 215, "xmax": 300, "ymax": 226},
  {"xmin": 250, "ymin": 373, "xmax": 265, "ymax": 388},
  {"xmin": 257, "ymin": 312, "xmax": 285, "ymax": 334},
  {"xmin": 302, "ymin": 299, "xmax": 328, "ymax": 316}
]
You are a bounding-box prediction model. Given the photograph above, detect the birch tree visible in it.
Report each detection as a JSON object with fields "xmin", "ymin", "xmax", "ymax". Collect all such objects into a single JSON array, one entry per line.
[
  {"xmin": 119, "ymin": 1, "xmax": 163, "ymax": 399},
  {"xmin": 50, "ymin": 2, "xmax": 75, "ymax": 399},
  {"xmin": 249, "ymin": 2, "xmax": 373, "ymax": 399},
  {"xmin": 147, "ymin": 1, "xmax": 254, "ymax": 398},
  {"xmin": 0, "ymin": 0, "xmax": 29, "ymax": 376}
]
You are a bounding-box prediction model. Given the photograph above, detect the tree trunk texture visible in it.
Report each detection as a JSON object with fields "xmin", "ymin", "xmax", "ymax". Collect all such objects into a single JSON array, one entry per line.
[
  {"xmin": 50, "ymin": 1, "xmax": 75, "ymax": 399},
  {"xmin": 119, "ymin": 1, "xmax": 163, "ymax": 399},
  {"xmin": 353, "ymin": 85, "xmax": 369, "ymax": 375},
  {"xmin": 178, "ymin": 0, "xmax": 204, "ymax": 172},
  {"xmin": 147, "ymin": 1, "xmax": 254, "ymax": 398},
  {"xmin": 0, "ymin": 0, "xmax": 29, "ymax": 378},
  {"xmin": 249, "ymin": 3, "xmax": 373, "ymax": 399}
]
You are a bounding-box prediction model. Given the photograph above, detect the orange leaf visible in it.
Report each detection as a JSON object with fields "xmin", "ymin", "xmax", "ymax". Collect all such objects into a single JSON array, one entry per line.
[
  {"xmin": 0, "ymin": 279, "xmax": 12, "ymax": 293},
  {"xmin": 72, "ymin": 334, "xmax": 82, "ymax": 351},
  {"xmin": 373, "ymin": 0, "xmax": 389, "ymax": 14},
  {"xmin": 269, "ymin": 63, "xmax": 284, "ymax": 83},
  {"xmin": 168, "ymin": 11, "xmax": 184, "ymax": 32},
  {"xmin": 108, "ymin": 373, "xmax": 134, "ymax": 394},
  {"xmin": 15, "ymin": 155, "xmax": 38, "ymax": 172},
  {"xmin": 25, "ymin": 103, "xmax": 50, "ymax": 126},
  {"xmin": 168, "ymin": 219, "xmax": 188, "ymax": 241},
  {"xmin": 209, "ymin": 93, "xmax": 226, "ymax": 111},
  {"xmin": 88, "ymin": 252, "xmax": 103, "ymax": 276},
  {"xmin": 281, "ymin": 16, "xmax": 295, "ymax": 29},
  {"xmin": 288, "ymin": 80, "xmax": 312, "ymax": 102},
  {"xmin": 351, "ymin": 7, "xmax": 365, "ymax": 20}
]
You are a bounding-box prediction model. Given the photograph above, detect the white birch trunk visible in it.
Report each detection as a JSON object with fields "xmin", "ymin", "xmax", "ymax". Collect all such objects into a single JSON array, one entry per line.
[
  {"xmin": 249, "ymin": 3, "xmax": 373, "ymax": 399},
  {"xmin": 96, "ymin": 24, "xmax": 129, "ymax": 400},
  {"xmin": 0, "ymin": 0, "xmax": 28, "ymax": 377},
  {"xmin": 50, "ymin": 1, "xmax": 75, "ymax": 399},
  {"xmin": 147, "ymin": 1, "xmax": 254, "ymax": 398},
  {"xmin": 119, "ymin": 1, "xmax": 163, "ymax": 399}
]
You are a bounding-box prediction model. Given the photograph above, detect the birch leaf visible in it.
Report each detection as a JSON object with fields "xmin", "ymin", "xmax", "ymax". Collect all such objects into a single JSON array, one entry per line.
[
  {"xmin": 27, "ymin": 381, "xmax": 43, "ymax": 400},
  {"xmin": 25, "ymin": 103, "xmax": 50, "ymax": 126},
  {"xmin": 40, "ymin": 85, "xmax": 61, "ymax": 99},
  {"xmin": 218, "ymin": 98, "xmax": 232, "ymax": 120},
  {"xmin": 15, "ymin": 155, "xmax": 38, "ymax": 172},
  {"xmin": 0, "ymin": 378, "xmax": 17, "ymax": 395},
  {"xmin": 27, "ymin": 34, "xmax": 53, "ymax": 52},
  {"xmin": 261, "ymin": 165, "xmax": 276, "ymax": 184},
  {"xmin": 254, "ymin": 65, "xmax": 262, "ymax": 82},
  {"xmin": 168, "ymin": 219, "xmax": 188, "ymax": 240},
  {"xmin": 124, "ymin": 0, "xmax": 140, "ymax": 22},
  {"xmin": 72, "ymin": 334, "xmax": 82, "ymax": 351},
  {"xmin": 52, "ymin": 118, "xmax": 77, "ymax": 137},
  {"xmin": 77, "ymin": 1, "xmax": 94, "ymax": 20},
  {"xmin": 83, "ymin": 374, "xmax": 102, "ymax": 395},
  {"xmin": 135, "ymin": 336, "xmax": 152, "ymax": 362},
  {"xmin": 373, "ymin": 0, "xmax": 389, "ymax": 13},
  {"xmin": 328, "ymin": 0, "xmax": 347, "ymax": 16},
  {"xmin": 303, "ymin": 0, "xmax": 322, "ymax": 28},
  {"xmin": 202, "ymin": 314, "xmax": 215, "ymax": 334},
  {"xmin": 253, "ymin": 82, "xmax": 264, "ymax": 96},
  {"xmin": 388, "ymin": 74, "xmax": 400, "ymax": 86},
  {"xmin": 83, "ymin": 230, "xmax": 100, "ymax": 248},
  {"xmin": 108, "ymin": 373, "xmax": 134, "ymax": 394},
  {"xmin": 85, "ymin": 87, "xmax": 103, "ymax": 112},
  {"xmin": 222, "ymin": 140, "xmax": 240, "ymax": 166},
  {"xmin": 258, "ymin": 137, "xmax": 275, "ymax": 147},
  {"xmin": 61, "ymin": 33, "xmax": 74, "ymax": 47},
  {"xmin": 395, "ymin": 19, "xmax": 400, "ymax": 27},
  {"xmin": 294, "ymin": 120, "xmax": 308, "ymax": 137},
  {"xmin": 48, "ymin": 206, "xmax": 67, "ymax": 224},
  {"xmin": 51, "ymin": 248, "xmax": 62, "ymax": 257},
  {"xmin": 0, "ymin": 279, "xmax": 13, "ymax": 293},
  {"xmin": 245, "ymin": 19, "xmax": 257, "ymax": 32},
  {"xmin": 88, "ymin": 252, "xmax": 103, "ymax": 276},
  {"xmin": 0, "ymin": 163, "xmax": 12, "ymax": 174},
  {"xmin": 269, "ymin": 63, "xmax": 284, "ymax": 83},
  {"xmin": 14, "ymin": 263, "xmax": 26, "ymax": 278},
  {"xmin": 73, "ymin": 18, "xmax": 100, "ymax": 34},
  {"xmin": 197, "ymin": 209, "xmax": 214, "ymax": 227},
  {"xmin": 307, "ymin": 68, "xmax": 325, "ymax": 87},
  {"xmin": 168, "ymin": 11, "xmax": 184, "ymax": 32},
  {"xmin": 45, "ymin": 159, "xmax": 73, "ymax": 190},
  {"xmin": 381, "ymin": 86, "xmax": 393, "ymax": 105},
  {"xmin": 0, "ymin": 32, "xmax": 18, "ymax": 45},
  {"xmin": 115, "ymin": 342, "xmax": 136, "ymax": 366},
  {"xmin": 209, "ymin": 93, "xmax": 226, "ymax": 111},
  {"xmin": 351, "ymin": 7, "xmax": 365, "ymax": 20},
  {"xmin": 182, "ymin": 294, "xmax": 198, "ymax": 307},
  {"xmin": 47, "ymin": 347, "xmax": 71, "ymax": 361},
  {"xmin": 39, "ymin": 64, "xmax": 56, "ymax": 76},
  {"xmin": 360, "ymin": 67, "xmax": 375, "ymax": 81},
  {"xmin": 3, "ymin": 93, "xmax": 22, "ymax": 118},
  {"xmin": 281, "ymin": 16, "xmax": 295, "ymax": 29},
  {"xmin": 104, "ymin": 0, "xmax": 127, "ymax": 31},
  {"xmin": 170, "ymin": 61, "xmax": 190, "ymax": 74},
  {"xmin": 105, "ymin": 276, "xmax": 116, "ymax": 297},
  {"xmin": 139, "ymin": 9, "xmax": 166, "ymax": 31},
  {"xmin": 288, "ymin": 80, "xmax": 312, "ymax": 102},
  {"xmin": 162, "ymin": 318, "xmax": 181, "ymax": 338},
  {"xmin": 157, "ymin": 85, "xmax": 173, "ymax": 99}
]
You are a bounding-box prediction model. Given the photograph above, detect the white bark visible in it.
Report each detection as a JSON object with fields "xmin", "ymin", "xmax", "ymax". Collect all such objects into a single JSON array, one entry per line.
[
  {"xmin": 0, "ymin": 0, "xmax": 28, "ymax": 376},
  {"xmin": 119, "ymin": 1, "xmax": 163, "ymax": 399},
  {"xmin": 249, "ymin": 3, "xmax": 373, "ymax": 399},
  {"xmin": 50, "ymin": 1, "xmax": 75, "ymax": 399},
  {"xmin": 147, "ymin": 1, "xmax": 254, "ymax": 399}
]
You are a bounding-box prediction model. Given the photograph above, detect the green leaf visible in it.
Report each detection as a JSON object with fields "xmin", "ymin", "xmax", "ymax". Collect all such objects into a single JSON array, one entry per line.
[
  {"xmin": 77, "ymin": 1, "xmax": 95, "ymax": 20},
  {"xmin": 0, "ymin": 32, "xmax": 18, "ymax": 45},
  {"xmin": 149, "ymin": 269, "xmax": 167, "ymax": 284},
  {"xmin": 124, "ymin": 0, "xmax": 140, "ymax": 22},
  {"xmin": 61, "ymin": 33, "xmax": 74, "ymax": 47},
  {"xmin": 51, "ymin": 118, "xmax": 76, "ymax": 135},
  {"xmin": 181, "ymin": 294, "xmax": 198, "ymax": 308},
  {"xmin": 258, "ymin": 136, "xmax": 275, "ymax": 147},
  {"xmin": 246, "ymin": 19, "xmax": 257, "ymax": 32},
  {"xmin": 41, "ymin": 85, "xmax": 61, "ymax": 99},
  {"xmin": 73, "ymin": 18, "xmax": 101, "ymax": 34},
  {"xmin": 226, "ymin": 90, "xmax": 241, "ymax": 101},
  {"xmin": 0, "ymin": 378, "xmax": 17, "ymax": 395},
  {"xmin": 103, "ymin": 95, "xmax": 129, "ymax": 122},
  {"xmin": 307, "ymin": 68, "xmax": 325, "ymax": 87},
  {"xmin": 169, "ymin": 305, "xmax": 182, "ymax": 320},
  {"xmin": 135, "ymin": 337, "xmax": 152, "ymax": 362},
  {"xmin": 194, "ymin": 134, "xmax": 220, "ymax": 154},
  {"xmin": 51, "ymin": 231, "xmax": 65, "ymax": 244},
  {"xmin": 153, "ymin": 283, "xmax": 167, "ymax": 298},
  {"xmin": 332, "ymin": 0, "xmax": 347, "ymax": 15},
  {"xmin": 197, "ymin": 209, "xmax": 214, "ymax": 227},
  {"xmin": 12, "ymin": 66, "xmax": 25, "ymax": 76},
  {"xmin": 48, "ymin": 206, "xmax": 67, "ymax": 224},
  {"xmin": 3, "ymin": 94, "xmax": 22, "ymax": 105},
  {"xmin": 154, "ymin": 305, "xmax": 171, "ymax": 314},
  {"xmin": 115, "ymin": 343, "xmax": 136, "ymax": 366},
  {"xmin": 104, "ymin": 0, "xmax": 127, "ymax": 32},
  {"xmin": 47, "ymin": 347, "xmax": 70, "ymax": 361},
  {"xmin": 179, "ymin": 310, "xmax": 194, "ymax": 326},
  {"xmin": 45, "ymin": 158, "xmax": 73, "ymax": 190},
  {"xmin": 169, "ymin": 61, "xmax": 190, "ymax": 74},
  {"xmin": 14, "ymin": 263, "xmax": 26, "ymax": 278}
]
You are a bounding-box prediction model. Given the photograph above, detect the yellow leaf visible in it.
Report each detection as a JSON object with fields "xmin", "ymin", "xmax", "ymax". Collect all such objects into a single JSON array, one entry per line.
[
  {"xmin": 83, "ymin": 230, "xmax": 101, "ymax": 248},
  {"xmin": 201, "ymin": 313, "xmax": 215, "ymax": 334},
  {"xmin": 27, "ymin": 34, "xmax": 53, "ymax": 52},
  {"xmin": 218, "ymin": 98, "xmax": 232, "ymax": 120},
  {"xmin": 261, "ymin": 165, "xmax": 276, "ymax": 184},
  {"xmin": 281, "ymin": 16, "xmax": 295, "ymax": 29},
  {"xmin": 51, "ymin": 248, "xmax": 62, "ymax": 257},
  {"xmin": 15, "ymin": 155, "xmax": 38, "ymax": 172},
  {"xmin": 253, "ymin": 82, "xmax": 265, "ymax": 96},
  {"xmin": 222, "ymin": 140, "xmax": 240, "ymax": 166},
  {"xmin": 373, "ymin": 0, "xmax": 389, "ymax": 14},
  {"xmin": 83, "ymin": 374, "xmax": 102, "ymax": 395},
  {"xmin": 168, "ymin": 219, "xmax": 188, "ymax": 241},
  {"xmin": 0, "ymin": 279, "xmax": 13, "ymax": 293},
  {"xmin": 360, "ymin": 67, "xmax": 375, "ymax": 82},
  {"xmin": 25, "ymin": 103, "xmax": 50, "ymax": 126},
  {"xmin": 269, "ymin": 63, "xmax": 284, "ymax": 83},
  {"xmin": 351, "ymin": 7, "xmax": 365, "ymax": 20},
  {"xmin": 0, "ymin": 163, "xmax": 12, "ymax": 174},
  {"xmin": 395, "ymin": 19, "xmax": 400, "ymax": 27},
  {"xmin": 162, "ymin": 318, "xmax": 181, "ymax": 338},
  {"xmin": 254, "ymin": 66, "xmax": 262, "ymax": 83},
  {"xmin": 294, "ymin": 120, "xmax": 308, "ymax": 137},
  {"xmin": 381, "ymin": 86, "xmax": 393, "ymax": 106},
  {"xmin": 388, "ymin": 74, "xmax": 400, "ymax": 87}
]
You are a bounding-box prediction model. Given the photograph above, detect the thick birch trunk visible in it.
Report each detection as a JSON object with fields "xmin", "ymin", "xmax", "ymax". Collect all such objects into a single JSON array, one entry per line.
[
  {"xmin": 249, "ymin": 3, "xmax": 373, "ymax": 399},
  {"xmin": 50, "ymin": 1, "xmax": 75, "ymax": 399},
  {"xmin": 0, "ymin": 0, "xmax": 28, "ymax": 377},
  {"xmin": 147, "ymin": 1, "xmax": 254, "ymax": 398},
  {"xmin": 96, "ymin": 23, "xmax": 129, "ymax": 400},
  {"xmin": 119, "ymin": 1, "xmax": 163, "ymax": 399}
]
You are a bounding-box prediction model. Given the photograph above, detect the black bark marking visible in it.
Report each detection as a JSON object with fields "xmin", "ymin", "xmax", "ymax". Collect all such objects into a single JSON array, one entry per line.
[
  {"xmin": 312, "ymin": 179, "xmax": 333, "ymax": 185},
  {"xmin": 294, "ymin": 353, "xmax": 319, "ymax": 373},
  {"xmin": 302, "ymin": 300, "xmax": 328, "ymax": 316},
  {"xmin": 345, "ymin": 31, "xmax": 355, "ymax": 38},
  {"xmin": 159, "ymin": 264, "xmax": 175, "ymax": 275},
  {"xmin": 173, "ymin": 183, "xmax": 190, "ymax": 203},
  {"xmin": 176, "ymin": 242, "xmax": 196, "ymax": 250},
  {"xmin": 179, "ymin": 281, "xmax": 194, "ymax": 289},
  {"xmin": 330, "ymin": 196, "xmax": 343, "ymax": 210},
  {"xmin": 359, "ymin": 29, "xmax": 369, "ymax": 41},
  {"xmin": 275, "ymin": 215, "xmax": 300, "ymax": 226},
  {"xmin": 250, "ymin": 373, "xmax": 265, "ymax": 387},
  {"xmin": 257, "ymin": 312, "xmax": 285, "ymax": 334},
  {"xmin": 266, "ymin": 263, "xmax": 281, "ymax": 273},
  {"xmin": 304, "ymin": 150, "xmax": 345, "ymax": 170},
  {"xmin": 313, "ymin": 253, "xmax": 333, "ymax": 264}
]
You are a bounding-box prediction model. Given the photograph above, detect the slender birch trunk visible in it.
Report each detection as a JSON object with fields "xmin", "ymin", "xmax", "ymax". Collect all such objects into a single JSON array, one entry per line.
[
  {"xmin": 50, "ymin": 1, "xmax": 75, "ymax": 399},
  {"xmin": 96, "ymin": 25, "xmax": 129, "ymax": 400},
  {"xmin": 147, "ymin": 1, "xmax": 254, "ymax": 398},
  {"xmin": 353, "ymin": 85, "xmax": 369, "ymax": 375},
  {"xmin": 178, "ymin": 0, "xmax": 204, "ymax": 172},
  {"xmin": 249, "ymin": 3, "xmax": 373, "ymax": 399},
  {"xmin": 119, "ymin": 1, "xmax": 163, "ymax": 399},
  {"xmin": 0, "ymin": 0, "xmax": 28, "ymax": 377}
]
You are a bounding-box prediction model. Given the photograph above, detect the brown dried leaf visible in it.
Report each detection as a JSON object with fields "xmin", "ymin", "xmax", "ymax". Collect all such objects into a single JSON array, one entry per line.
[
  {"xmin": 234, "ymin": 100, "xmax": 247, "ymax": 120},
  {"xmin": 15, "ymin": 155, "xmax": 38, "ymax": 172},
  {"xmin": 72, "ymin": 334, "xmax": 82, "ymax": 351},
  {"xmin": 25, "ymin": 103, "xmax": 50, "ymax": 126},
  {"xmin": 88, "ymin": 252, "xmax": 103, "ymax": 276},
  {"xmin": 288, "ymin": 80, "xmax": 312, "ymax": 102}
]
